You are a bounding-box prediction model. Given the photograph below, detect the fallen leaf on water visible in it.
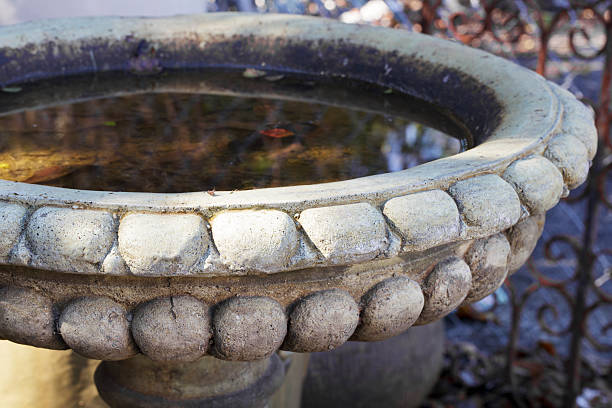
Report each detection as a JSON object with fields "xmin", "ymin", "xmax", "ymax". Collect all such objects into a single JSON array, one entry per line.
[
  {"xmin": 513, "ymin": 359, "xmax": 545, "ymax": 378},
  {"xmin": 103, "ymin": 121, "xmax": 117, "ymax": 127},
  {"xmin": 260, "ymin": 128, "xmax": 295, "ymax": 138},
  {"xmin": 537, "ymin": 340, "xmax": 557, "ymax": 356},
  {"xmin": 242, "ymin": 68, "xmax": 267, "ymax": 78},
  {"xmin": 1, "ymin": 87, "xmax": 22, "ymax": 93},
  {"xmin": 264, "ymin": 74, "xmax": 285, "ymax": 82},
  {"xmin": 25, "ymin": 165, "xmax": 75, "ymax": 184},
  {"xmin": 384, "ymin": 88, "xmax": 393, "ymax": 94},
  {"xmin": 456, "ymin": 305, "xmax": 498, "ymax": 323}
]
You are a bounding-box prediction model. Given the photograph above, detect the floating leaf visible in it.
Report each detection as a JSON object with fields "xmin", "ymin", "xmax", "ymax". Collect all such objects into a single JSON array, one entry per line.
[
  {"xmin": 103, "ymin": 121, "xmax": 117, "ymax": 127},
  {"xmin": 1, "ymin": 87, "xmax": 22, "ymax": 93},
  {"xmin": 260, "ymin": 128, "xmax": 295, "ymax": 138},
  {"xmin": 537, "ymin": 340, "xmax": 557, "ymax": 356},
  {"xmin": 25, "ymin": 165, "xmax": 74, "ymax": 184},
  {"xmin": 383, "ymin": 88, "xmax": 393, "ymax": 94},
  {"xmin": 264, "ymin": 74, "xmax": 285, "ymax": 82},
  {"xmin": 243, "ymin": 68, "xmax": 267, "ymax": 78}
]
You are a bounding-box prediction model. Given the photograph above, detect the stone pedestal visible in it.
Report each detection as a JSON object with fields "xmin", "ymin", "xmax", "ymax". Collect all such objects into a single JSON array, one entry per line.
[
  {"xmin": 301, "ymin": 321, "xmax": 445, "ymax": 408},
  {"xmin": 94, "ymin": 354, "xmax": 285, "ymax": 408}
]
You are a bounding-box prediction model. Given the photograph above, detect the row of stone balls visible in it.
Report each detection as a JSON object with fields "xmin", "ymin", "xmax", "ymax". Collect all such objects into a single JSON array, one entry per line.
[
  {"xmin": 1, "ymin": 213, "xmax": 544, "ymax": 362},
  {"xmin": 0, "ymin": 229, "xmax": 523, "ymax": 363},
  {"xmin": 0, "ymin": 278, "xmax": 424, "ymax": 362}
]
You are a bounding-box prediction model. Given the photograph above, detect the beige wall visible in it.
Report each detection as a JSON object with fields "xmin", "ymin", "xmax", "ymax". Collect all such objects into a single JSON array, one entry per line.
[
  {"xmin": 0, "ymin": 341, "xmax": 106, "ymax": 408},
  {"xmin": 0, "ymin": 341, "xmax": 308, "ymax": 407}
]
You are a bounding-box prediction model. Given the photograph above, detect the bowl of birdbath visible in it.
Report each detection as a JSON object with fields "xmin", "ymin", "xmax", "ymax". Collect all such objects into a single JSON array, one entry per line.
[{"xmin": 0, "ymin": 13, "xmax": 596, "ymax": 408}]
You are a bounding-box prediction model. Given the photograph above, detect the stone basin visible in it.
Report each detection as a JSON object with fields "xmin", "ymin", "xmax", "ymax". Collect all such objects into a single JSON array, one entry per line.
[{"xmin": 0, "ymin": 13, "xmax": 597, "ymax": 407}]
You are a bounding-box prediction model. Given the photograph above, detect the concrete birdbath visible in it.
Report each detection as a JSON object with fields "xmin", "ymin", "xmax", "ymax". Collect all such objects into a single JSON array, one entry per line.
[{"xmin": 0, "ymin": 13, "xmax": 596, "ymax": 408}]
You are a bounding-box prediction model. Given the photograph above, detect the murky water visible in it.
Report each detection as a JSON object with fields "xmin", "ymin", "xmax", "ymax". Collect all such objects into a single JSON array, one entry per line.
[{"xmin": 0, "ymin": 69, "xmax": 470, "ymax": 193}]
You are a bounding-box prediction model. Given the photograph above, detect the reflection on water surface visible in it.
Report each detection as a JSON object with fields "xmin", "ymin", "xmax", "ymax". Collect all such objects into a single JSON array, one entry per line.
[{"xmin": 0, "ymin": 69, "xmax": 470, "ymax": 193}]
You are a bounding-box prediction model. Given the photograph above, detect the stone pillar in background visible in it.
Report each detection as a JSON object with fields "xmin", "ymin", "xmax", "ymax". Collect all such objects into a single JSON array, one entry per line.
[{"xmin": 301, "ymin": 321, "xmax": 445, "ymax": 408}]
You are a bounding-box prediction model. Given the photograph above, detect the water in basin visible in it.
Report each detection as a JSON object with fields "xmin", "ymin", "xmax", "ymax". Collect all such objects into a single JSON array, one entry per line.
[{"xmin": 0, "ymin": 68, "xmax": 471, "ymax": 193}]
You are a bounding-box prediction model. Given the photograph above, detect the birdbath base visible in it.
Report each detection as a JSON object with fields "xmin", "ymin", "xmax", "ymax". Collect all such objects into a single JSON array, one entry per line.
[{"xmin": 94, "ymin": 354, "xmax": 285, "ymax": 408}]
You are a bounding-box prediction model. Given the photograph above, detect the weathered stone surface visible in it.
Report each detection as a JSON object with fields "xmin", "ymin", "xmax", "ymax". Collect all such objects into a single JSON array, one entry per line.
[
  {"xmin": 507, "ymin": 214, "xmax": 545, "ymax": 273},
  {"xmin": 0, "ymin": 286, "xmax": 66, "ymax": 349},
  {"xmin": 416, "ymin": 257, "xmax": 472, "ymax": 324},
  {"xmin": 213, "ymin": 296, "xmax": 286, "ymax": 361},
  {"xmin": 448, "ymin": 174, "xmax": 521, "ymax": 238},
  {"xmin": 211, "ymin": 210, "xmax": 299, "ymax": 273},
  {"xmin": 555, "ymin": 85, "xmax": 598, "ymax": 159},
  {"xmin": 0, "ymin": 14, "xmax": 595, "ymax": 285},
  {"xmin": 503, "ymin": 156, "xmax": 564, "ymax": 214},
  {"xmin": 298, "ymin": 203, "xmax": 388, "ymax": 264},
  {"xmin": 25, "ymin": 208, "xmax": 115, "ymax": 274},
  {"xmin": 118, "ymin": 213, "xmax": 208, "ymax": 276},
  {"xmin": 383, "ymin": 190, "xmax": 460, "ymax": 250},
  {"xmin": 463, "ymin": 234, "xmax": 511, "ymax": 304},
  {"xmin": 58, "ymin": 297, "xmax": 137, "ymax": 360},
  {"xmin": 101, "ymin": 244, "xmax": 128, "ymax": 275},
  {"xmin": 0, "ymin": 202, "xmax": 27, "ymax": 259},
  {"xmin": 0, "ymin": 17, "xmax": 595, "ymax": 374},
  {"xmin": 352, "ymin": 277, "xmax": 424, "ymax": 341},
  {"xmin": 544, "ymin": 133, "xmax": 590, "ymax": 189},
  {"xmin": 132, "ymin": 296, "xmax": 211, "ymax": 362},
  {"xmin": 283, "ymin": 289, "xmax": 359, "ymax": 352}
]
